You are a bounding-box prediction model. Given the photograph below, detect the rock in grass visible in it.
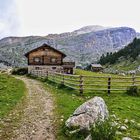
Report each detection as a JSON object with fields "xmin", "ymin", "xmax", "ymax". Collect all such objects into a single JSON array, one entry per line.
[
  {"xmin": 124, "ymin": 119, "xmax": 129, "ymax": 124},
  {"xmin": 130, "ymin": 120, "xmax": 135, "ymax": 124},
  {"xmin": 110, "ymin": 114, "xmax": 117, "ymax": 119},
  {"xmin": 120, "ymin": 126, "xmax": 127, "ymax": 131},
  {"xmin": 111, "ymin": 121, "xmax": 118, "ymax": 127},
  {"xmin": 85, "ymin": 134, "xmax": 92, "ymax": 140},
  {"xmin": 116, "ymin": 131, "xmax": 122, "ymax": 135},
  {"xmin": 122, "ymin": 137, "xmax": 133, "ymax": 140},
  {"xmin": 136, "ymin": 123, "xmax": 140, "ymax": 129},
  {"xmin": 65, "ymin": 96, "xmax": 109, "ymax": 130}
]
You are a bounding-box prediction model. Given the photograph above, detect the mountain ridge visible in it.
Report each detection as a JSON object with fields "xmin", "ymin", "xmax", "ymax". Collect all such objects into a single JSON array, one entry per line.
[{"xmin": 0, "ymin": 25, "xmax": 138, "ymax": 67}]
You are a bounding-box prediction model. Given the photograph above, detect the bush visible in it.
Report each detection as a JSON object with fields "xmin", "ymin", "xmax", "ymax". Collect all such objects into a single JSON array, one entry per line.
[
  {"xmin": 11, "ymin": 67, "xmax": 28, "ymax": 75},
  {"xmin": 90, "ymin": 120, "xmax": 117, "ymax": 140},
  {"xmin": 126, "ymin": 86, "xmax": 140, "ymax": 97},
  {"xmin": 64, "ymin": 120, "xmax": 117, "ymax": 140}
]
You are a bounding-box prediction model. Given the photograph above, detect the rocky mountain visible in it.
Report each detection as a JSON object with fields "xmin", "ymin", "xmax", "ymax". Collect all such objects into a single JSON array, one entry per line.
[
  {"xmin": 0, "ymin": 26, "xmax": 137, "ymax": 67},
  {"xmin": 72, "ymin": 25, "xmax": 108, "ymax": 35}
]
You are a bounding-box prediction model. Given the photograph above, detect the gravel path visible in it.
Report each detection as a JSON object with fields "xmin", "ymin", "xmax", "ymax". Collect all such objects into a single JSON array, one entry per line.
[{"xmin": 0, "ymin": 76, "xmax": 56, "ymax": 140}]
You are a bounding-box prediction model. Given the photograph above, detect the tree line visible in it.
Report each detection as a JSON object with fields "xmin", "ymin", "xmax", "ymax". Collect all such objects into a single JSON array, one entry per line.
[{"xmin": 99, "ymin": 38, "xmax": 140, "ymax": 65}]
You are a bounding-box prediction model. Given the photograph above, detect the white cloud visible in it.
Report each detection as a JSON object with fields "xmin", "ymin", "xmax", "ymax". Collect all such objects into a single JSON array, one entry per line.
[
  {"xmin": 0, "ymin": 0, "xmax": 20, "ymax": 39},
  {"xmin": 2, "ymin": 0, "xmax": 140, "ymax": 38},
  {"xmin": 0, "ymin": 22, "xmax": 5, "ymax": 32}
]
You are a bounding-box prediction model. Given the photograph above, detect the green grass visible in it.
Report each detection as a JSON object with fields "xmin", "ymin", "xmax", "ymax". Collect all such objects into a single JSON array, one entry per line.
[
  {"xmin": 0, "ymin": 74, "xmax": 26, "ymax": 118},
  {"xmin": 30, "ymin": 70, "xmax": 140, "ymax": 140},
  {"xmin": 107, "ymin": 58, "xmax": 140, "ymax": 71}
]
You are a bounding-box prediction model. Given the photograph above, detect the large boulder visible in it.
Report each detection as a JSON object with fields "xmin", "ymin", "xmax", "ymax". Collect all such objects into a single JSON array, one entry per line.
[{"xmin": 65, "ymin": 96, "xmax": 109, "ymax": 130}]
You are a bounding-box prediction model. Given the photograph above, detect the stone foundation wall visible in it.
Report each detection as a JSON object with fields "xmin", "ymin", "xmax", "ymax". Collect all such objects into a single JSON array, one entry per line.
[{"xmin": 28, "ymin": 65, "xmax": 63, "ymax": 76}]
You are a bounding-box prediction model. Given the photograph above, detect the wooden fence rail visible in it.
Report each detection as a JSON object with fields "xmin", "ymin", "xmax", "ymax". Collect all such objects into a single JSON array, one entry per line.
[{"xmin": 30, "ymin": 70, "xmax": 140, "ymax": 95}]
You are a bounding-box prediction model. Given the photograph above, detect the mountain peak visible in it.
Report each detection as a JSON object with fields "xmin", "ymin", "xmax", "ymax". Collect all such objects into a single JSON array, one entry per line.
[{"xmin": 73, "ymin": 25, "xmax": 108, "ymax": 35}]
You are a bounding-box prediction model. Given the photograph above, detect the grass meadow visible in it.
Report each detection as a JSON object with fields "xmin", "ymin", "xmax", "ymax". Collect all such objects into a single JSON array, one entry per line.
[
  {"xmin": 0, "ymin": 74, "xmax": 26, "ymax": 118},
  {"xmin": 41, "ymin": 69, "xmax": 140, "ymax": 140}
]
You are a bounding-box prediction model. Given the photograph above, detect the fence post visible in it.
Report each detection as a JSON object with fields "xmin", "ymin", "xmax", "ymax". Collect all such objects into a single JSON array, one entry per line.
[
  {"xmin": 53, "ymin": 73, "xmax": 55, "ymax": 82},
  {"xmin": 79, "ymin": 75, "xmax": 83, "ymax": 95},
  {"xmin": 108, "ymin": 76, "xmax": 111, "ymax": 95},
  {"xmin": 61, "ymin": 74, "xmax": 65, "ymax": 85},
  {"xmin": 46, "ymin": 71, "xmax": 48, "ymax": 79},
  {"xmin": 132, "ymin": 74, "xmax": 135, "ymax": 86}
]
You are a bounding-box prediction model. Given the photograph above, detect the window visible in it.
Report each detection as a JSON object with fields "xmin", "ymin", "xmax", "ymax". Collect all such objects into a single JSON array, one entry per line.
[
  {"xmin": 34, "ymin": 57, "xmax": 40, "ymax": 63},
  {"xmin": 42, "ymin": 48, "xmax": 48, "ymax": 55},
  {"xmin": 52, "ymin": 67, "xmax": 56, "ymax": 70},
  {"xmin": 51, "ymin": 58, "xmax": 57, "ymax": 63},
  {"xmin": 35, "ymin": 67, "xmax": 40, "ymax": 70}
]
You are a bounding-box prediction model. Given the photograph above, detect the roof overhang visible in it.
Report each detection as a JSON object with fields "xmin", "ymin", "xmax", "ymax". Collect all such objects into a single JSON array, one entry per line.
[{"xmin": 25, "ymin": 43, "xmax": 66, "ymax": 58}]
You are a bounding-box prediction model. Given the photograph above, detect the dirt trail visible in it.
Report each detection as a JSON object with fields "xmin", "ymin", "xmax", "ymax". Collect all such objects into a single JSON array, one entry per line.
[{"xmin": 1, "ymin": 77, "xmax": 56, "ymax": 140}]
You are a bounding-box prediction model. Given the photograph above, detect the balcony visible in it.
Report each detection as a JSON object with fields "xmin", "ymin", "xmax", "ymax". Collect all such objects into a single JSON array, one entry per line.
[{"xmin": 62, "ymin": 62, "xmax": 75, "ymax": 68}]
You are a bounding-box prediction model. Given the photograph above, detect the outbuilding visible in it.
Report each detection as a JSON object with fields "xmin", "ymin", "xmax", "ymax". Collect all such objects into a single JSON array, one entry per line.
[{"xmin": 91, "ymin": 64, "xmax": 103, "ymax": 72}]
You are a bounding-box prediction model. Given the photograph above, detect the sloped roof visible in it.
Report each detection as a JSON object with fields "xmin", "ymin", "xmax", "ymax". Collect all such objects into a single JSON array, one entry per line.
[
  {"xmin": 91, "ymin": 64, "xmax": 103, "ymax": 68},
  {"xmin": 25, "ymin": 43, "xmax": 66, "ymax": 58}
]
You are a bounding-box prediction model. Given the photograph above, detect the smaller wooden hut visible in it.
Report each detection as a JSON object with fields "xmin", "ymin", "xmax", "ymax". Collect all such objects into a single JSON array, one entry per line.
[{"xmin": 91, "ymin": 64, "xmax": 103, "ymax": 72}]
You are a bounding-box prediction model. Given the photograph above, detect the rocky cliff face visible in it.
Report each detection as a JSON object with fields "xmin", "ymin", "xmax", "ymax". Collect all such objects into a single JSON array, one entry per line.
[{"xmin": 0, "ymin": 26, "xmax": 137, "ymax": 67}]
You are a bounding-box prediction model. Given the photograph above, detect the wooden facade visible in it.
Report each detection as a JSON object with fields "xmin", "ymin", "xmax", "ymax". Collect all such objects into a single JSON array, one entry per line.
[{"xmin": 25, "ymin": 44, "xmax": 75, "ymax": 74}]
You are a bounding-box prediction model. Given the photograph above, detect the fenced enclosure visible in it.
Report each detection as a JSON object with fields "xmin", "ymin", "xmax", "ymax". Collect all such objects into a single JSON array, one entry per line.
[{"xmin": 30, "ymin": 70, "xmax": 140, "ymax": 94}]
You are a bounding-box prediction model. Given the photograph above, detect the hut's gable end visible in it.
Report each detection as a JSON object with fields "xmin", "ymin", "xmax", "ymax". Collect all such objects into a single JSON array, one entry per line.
[
  {"xmin": 28, "ymin": 46, "xmax": 63, "ymax": 65},
  {"xmin": 91, "ymin": 64, "xmax": 103, "ymax": 72}
]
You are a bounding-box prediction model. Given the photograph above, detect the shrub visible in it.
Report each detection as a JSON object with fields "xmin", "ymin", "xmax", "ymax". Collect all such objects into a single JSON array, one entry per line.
[
  {"xmin": 126, "ymin": 86, "xmax": 140, "ymax": 97},
  {"xmin": 64, "ymin": 119, "xmax": 117, "ymax": 140},
  {"xmin": 90, "ymin": 120, "xmax": 117, "ymax": 140},
  {"xmin": 11, "ymin": 67, "xmax": 28, "ymax": 75}
]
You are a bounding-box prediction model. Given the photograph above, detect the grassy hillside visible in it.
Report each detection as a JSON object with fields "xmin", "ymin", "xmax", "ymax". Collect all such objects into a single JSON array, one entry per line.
[
  {"xmin": 107, "ymin": 58, "xmax": 140, "ymax": 71},
  {"xmin": 99, "ymin": 38, "xmax": 140, "ymax": 71},
  {"xmin": 37, "ymin": 69, "xmax": 140, "ymax": 140},
  {"xmin": 0, "ymin": 74, "xmax": 26, "ymax": 118}
]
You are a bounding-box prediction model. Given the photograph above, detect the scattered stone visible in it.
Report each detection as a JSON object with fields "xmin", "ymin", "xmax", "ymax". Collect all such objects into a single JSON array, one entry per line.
[
  {"xmin": 130, "ymin": 120, "xmax": 135, "ymax": 124},
  {"xmin": 5, "ymin": 118, "xmax": 11, "ymax": 122},
  {"xmin": 65, "ymin": 96, "xmax": 109, "ymax": 130},
  {"xmin": 68, "ymin": 129, "xmax": 80, "ymax": 135},
  {"xmin": 122, "ymin": 137, "xmax": 133, "ymax": 140},
  {"xmin": 116, "ymin": 117, "xmax": 120, "ymax": 121},
  {"xmin": 116, "ymin": 131, "xmax": 122, "ymax": 135},
  {"xmin": 110, "ymin": 114, "xmax": 116, "ymax": 119},
  {"xmin": 136, "ymin": 123, "xmax": 140, "ymax": 128},
  {"xmin": 32, "ymin": 130, "xmax": 35, "ymax": 134},
  {"xmin": 111, "ymin": 121, "xmax": 118, "ymax": 127},
  {"xmin": 120, "ymin": 126, "xmax": 127, "ymax": 131},
  {"xmin": 124, "ymin": 119, "xmax": 129, "ymax": 124},
  {"xmin": 85, "ymin": 134, "xmax": 92, "ymax": 140},
  {"xmin": 60, "ymin": 119, "xmax": 64, "ymax": 122},
  {"xmin": 61, "ymin": 115, "xmax": 64, "ymax": 118}
]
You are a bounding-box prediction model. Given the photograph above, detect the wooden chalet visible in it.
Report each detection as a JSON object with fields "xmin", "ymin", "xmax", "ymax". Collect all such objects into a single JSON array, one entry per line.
[
  {"xmin": 25, "ymin": 44, "xmax": 75, "ymax": 75},
  {"xmin": 91, "ymin": 64, "xmax": 103, "ymax": 72}
]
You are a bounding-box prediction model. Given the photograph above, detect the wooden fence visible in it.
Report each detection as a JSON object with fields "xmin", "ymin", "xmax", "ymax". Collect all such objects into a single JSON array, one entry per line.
[{"xmin": 30, "ymin": 70, "xmax": 140, "ymax": 95}]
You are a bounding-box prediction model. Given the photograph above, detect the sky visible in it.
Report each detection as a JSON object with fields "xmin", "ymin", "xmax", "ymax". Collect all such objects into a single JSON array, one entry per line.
[{"xmin": 0, "ymin": 0, "xmax": 140, "ymax": 39}]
